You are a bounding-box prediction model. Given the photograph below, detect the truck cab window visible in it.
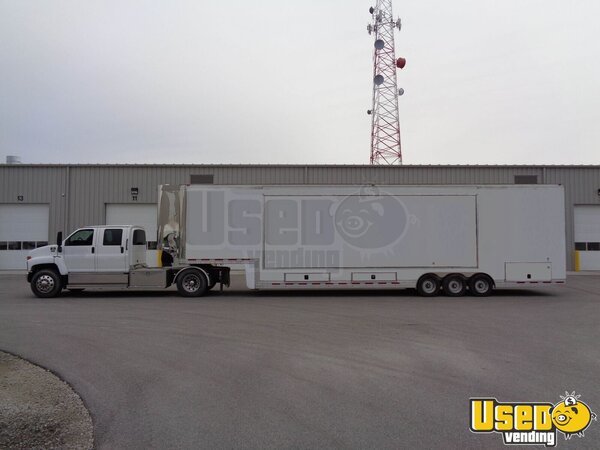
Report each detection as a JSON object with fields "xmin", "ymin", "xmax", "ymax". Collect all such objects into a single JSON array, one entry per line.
[
  {"xmin": 103, "ymin": 229, "xmax": 123, "ymax": 246},
  {"xmin": 65, "ymin": 229, "xmax": 94, "ymax": 246},
  {"xmin": 133, "ymin": 229, "xmax": 146, "ymax": 246}
]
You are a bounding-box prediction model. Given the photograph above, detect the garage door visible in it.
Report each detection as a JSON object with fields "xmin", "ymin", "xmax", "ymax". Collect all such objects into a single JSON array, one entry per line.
[
  {"xmin": 574, "ymin": 205, "xmax": 600, "ymax": 271},
  {"xmin": 0, "ymin": 204, "xmax": 50, "ymax": 270},
  {"xmin": 106, "ymin": 204, "xmax": 158, "ymax": 267}
]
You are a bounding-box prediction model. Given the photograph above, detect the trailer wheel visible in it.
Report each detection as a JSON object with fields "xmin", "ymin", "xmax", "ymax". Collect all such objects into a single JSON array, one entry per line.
[
  {"xmin": 416, "ymin": 274, "xmax": 441, "ymax": 297},
  {"xmin": 469, "ymin": 273, "xmax": 493, "ymax": 296},
  {"xmin": 31, "ymin": 269, "xmax": 63, "ymax": 298},
  {"xmin": 442, "ymin": 274, "xmax": 467, "ymax": 297},
  {"xmin": 176, "ymin": 269, "xmax": 208, "ymax": 297}
]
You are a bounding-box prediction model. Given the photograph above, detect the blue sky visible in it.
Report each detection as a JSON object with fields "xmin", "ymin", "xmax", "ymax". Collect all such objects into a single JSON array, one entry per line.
[{"xmin": 1, "ymin": 0, "xmax": 599, "ymax": 164}]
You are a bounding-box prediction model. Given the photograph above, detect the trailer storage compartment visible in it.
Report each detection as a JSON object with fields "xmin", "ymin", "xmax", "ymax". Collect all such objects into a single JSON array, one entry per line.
[
  {"xmin": 129, "ymin": 268, "xmax": 168, "ymax": 288},
  {"xmin": 505, "ymin": 262, "xmax": 552, "ymax": 282}
]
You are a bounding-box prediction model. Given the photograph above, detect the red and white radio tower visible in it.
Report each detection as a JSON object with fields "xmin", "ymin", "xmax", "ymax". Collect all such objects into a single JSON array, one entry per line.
[{"xmin": 367, "ymin": 1, "xmax": 405, "ymax": 165}]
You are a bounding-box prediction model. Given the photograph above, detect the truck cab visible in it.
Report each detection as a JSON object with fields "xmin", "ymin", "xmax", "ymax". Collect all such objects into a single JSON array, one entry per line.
[
  {"xmin": 60, "ymin": 226, "xmax": 147, "ymax": 273},
  {"xmin": 27, "ymin": 225, "xmax": 229, "ymax": 298},
  {"xmin": 27, "ymin": 225, "xmax": 150, "ymax": 296}
]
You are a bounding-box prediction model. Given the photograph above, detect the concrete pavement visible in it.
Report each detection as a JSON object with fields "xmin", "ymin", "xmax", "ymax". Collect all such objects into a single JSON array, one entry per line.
[{"xmin": 1, "ymin": 274, "xmax": 599, "ymax": 449}]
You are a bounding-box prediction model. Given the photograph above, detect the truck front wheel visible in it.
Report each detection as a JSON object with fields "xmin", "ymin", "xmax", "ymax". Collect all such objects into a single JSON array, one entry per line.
[
  {"xmin": 176, "ymin": 270, "xmax": 208, "ymax": 297},
  {"xmin": 31, "ymin": 269, "xmax": 63, "ymax": 298}
]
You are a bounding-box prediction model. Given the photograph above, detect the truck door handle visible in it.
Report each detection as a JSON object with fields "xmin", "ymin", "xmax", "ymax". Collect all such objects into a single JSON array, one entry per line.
[
  {"xmin": 91, "ymin": 247, "xmax": 95, "ymax": 254},
  {"xmin": 121, "ymin": 246, "xmax": 124, "ymax": 254}
]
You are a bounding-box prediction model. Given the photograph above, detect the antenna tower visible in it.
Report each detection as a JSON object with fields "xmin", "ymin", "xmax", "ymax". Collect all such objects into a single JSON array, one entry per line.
[{"xmin": 367, "ymin": 1, "xmax": 405, "ymax": 165}]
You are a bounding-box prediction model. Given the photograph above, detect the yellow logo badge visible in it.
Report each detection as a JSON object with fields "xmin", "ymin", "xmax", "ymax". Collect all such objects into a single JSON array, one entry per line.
[
  {"xmin": 470, "ymin": 392, "xmax": 596, "ymax": 446},
  {"xmin": 551, "ymin": 392, "xmax": 596, "ymax": 439}
]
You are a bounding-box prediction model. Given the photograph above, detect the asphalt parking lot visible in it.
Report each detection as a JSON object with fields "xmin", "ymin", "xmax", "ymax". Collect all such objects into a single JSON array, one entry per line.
[{"xmin": 1, "ymin": 273, "xmax": 599, "ymax": 449}]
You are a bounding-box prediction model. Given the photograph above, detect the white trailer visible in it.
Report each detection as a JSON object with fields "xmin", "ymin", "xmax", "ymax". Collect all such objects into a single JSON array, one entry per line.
[{"xmin": 27, "ymin": 184, "xmax": 566, "ymax": 298}]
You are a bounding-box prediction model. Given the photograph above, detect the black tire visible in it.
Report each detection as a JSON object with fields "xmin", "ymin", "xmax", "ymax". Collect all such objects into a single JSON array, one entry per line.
[
  {"xmin": 416, "ymin": 274, "xmax": 441, "ymax": 297},
  {"xmin": 469, "ymin": 273, "xmax": 494, "ymax": 297},
  {"xmin": 30, "ymin": 269, "xmax": 63, "ymax": 298},
  {"xmin": 442, "ymin": 274, "xmax": 467, "ymax": 297},
  {"xmin": 176, "ymin": 269, "xmax": 208, "ymax": 297}
]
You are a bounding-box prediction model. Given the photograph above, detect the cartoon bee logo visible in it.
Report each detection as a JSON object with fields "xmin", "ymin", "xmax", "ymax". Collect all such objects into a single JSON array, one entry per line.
[{"xmin": 551, "ymin": 391, "xmax": 597, "ymax": 439}]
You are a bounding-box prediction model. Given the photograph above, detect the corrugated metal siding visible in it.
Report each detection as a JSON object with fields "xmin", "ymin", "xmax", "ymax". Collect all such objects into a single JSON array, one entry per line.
[
  {"xmin": 304, "ymin": 166, "xmax": 546, "ymax": 185},
  {"xmin": 544, "ymin": 167, "xmax": 600, "ymax": 270},
  {"xmin": 66, "ymin": 166, "xmax": 192, "ymax": 230},
  {"xmin": 0, "ymin": 166, "xmax": 67, "ymax": 243},
  {"xmin": 1, "ymin": 164, "xmax": 599, "ymax": 270}
]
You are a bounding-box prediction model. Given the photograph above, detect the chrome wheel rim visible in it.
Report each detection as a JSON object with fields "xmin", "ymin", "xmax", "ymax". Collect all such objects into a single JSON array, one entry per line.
[
  {"xmin": 182, "ymin": 274, "xmax": 200, "ymax": 293},
  {"xmin": 36, "ymin": 275, "xmax": 55, "ymax": 294}
]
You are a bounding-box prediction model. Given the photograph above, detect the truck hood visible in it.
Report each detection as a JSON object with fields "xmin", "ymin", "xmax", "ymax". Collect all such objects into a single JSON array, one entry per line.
[{"xmin": 28, "ymin": 245, "xmax": 59, "ymax": 258}]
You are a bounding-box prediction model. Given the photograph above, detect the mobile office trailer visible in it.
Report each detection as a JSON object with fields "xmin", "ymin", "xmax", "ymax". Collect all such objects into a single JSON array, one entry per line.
[
  {"xmin": 26, "ymin": 184, "xmax": 566, "ymax": 298},
  {"xmin": 157, "ymin": 184, "xmax": 566, "ymax": 296}
]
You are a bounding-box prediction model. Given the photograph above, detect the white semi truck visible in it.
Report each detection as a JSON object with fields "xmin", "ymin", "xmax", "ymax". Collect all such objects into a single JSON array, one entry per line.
[{"xmin": 27, "ymin": 184, "xmax": 566, "ymax": 298}]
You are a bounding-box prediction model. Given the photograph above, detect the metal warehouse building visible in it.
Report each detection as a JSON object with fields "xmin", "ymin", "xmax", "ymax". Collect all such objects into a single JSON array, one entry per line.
[{"xmin": 1, "ymin": 164, "xmax": 599, "ymax": 271}]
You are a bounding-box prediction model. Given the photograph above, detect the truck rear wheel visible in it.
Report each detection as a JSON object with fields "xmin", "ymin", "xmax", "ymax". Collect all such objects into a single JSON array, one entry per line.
[
  {"xmin": 417, "ymin": 274, "xmax": 441, "ymax": 297},
  {"xmin": 469, "ymin": 273, "xmax": 493, "ymax": 296},
  {"xmin": 442, "ymin": 274, "xmax": 467, "ymax": 297},
  {"xmin": 31, "ymin": 269, "xmax": 63, "ymax": 298},
  {"xmin": 176, "ymin": 269, "xmax": 208, "ymax": 297}
]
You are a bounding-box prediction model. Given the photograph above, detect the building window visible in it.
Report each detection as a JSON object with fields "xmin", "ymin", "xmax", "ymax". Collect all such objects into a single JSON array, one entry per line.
[
  {"xmin": 8, "ymin": 242, "xmax": 22, "ymax": 250},
  {"xmin": 147, "ymin": 241, "xmax": 158, "ymax": 250},
  {"xmin": 190, "ymin": 174, "xmax": 214, "ymax": 184},
  {"xmin": 576, "ymin": 242, "xmax": 600, "ymax": 251},
  {"xmin": 514, "ymin": 175, "xmax": 538, "ymax": 184},
  {"xmin": 0, "ymin": 241, "xmax": 50, "ymax": 250}
]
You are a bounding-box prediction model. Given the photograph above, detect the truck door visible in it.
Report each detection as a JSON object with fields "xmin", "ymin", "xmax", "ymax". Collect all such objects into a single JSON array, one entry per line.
[
  {"xmin": 96, "ymin": 228, "xmax": 128, "ymax": 272},
  {"xmin": 63, "ymin": 228, "xmax": 96, "ymax": 272},
  {"xmin": 131, "ymin": 228, "xmax": 147, "ymax": 266}
]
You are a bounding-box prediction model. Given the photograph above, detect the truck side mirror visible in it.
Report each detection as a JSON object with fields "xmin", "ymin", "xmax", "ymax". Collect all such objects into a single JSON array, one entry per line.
[{"xmin": 57, "ymin": 231, "xmax": 63, "ymax": 252}]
